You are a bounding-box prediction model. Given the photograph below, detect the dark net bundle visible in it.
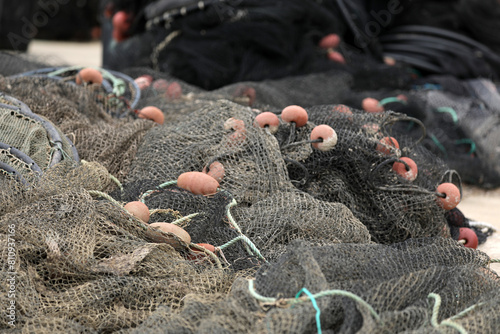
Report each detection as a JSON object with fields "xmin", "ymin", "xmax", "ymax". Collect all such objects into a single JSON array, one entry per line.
[
  {"xmin": 122, "ymin": 67, "xmax": 262, "ymax": 124},
  {"xmin": 125, "ymin": 99, "xmax": 293, "ymax": 204},
  {"xmin": 267, "ymin": 104, "xmax": 453, "ymax": 244},
  {"xmin": 0, "ymin": 160, "xmax": 237, "ymax": 333},
  {"xmin": 103, "ymin": 0, "xmax": 348, "ymax": 90},
  {"xmin": 404, "ymin": 86, "xmax": 500, "ymax": 189},
  {"xmin": 0, "ymin": 73, "xmax": 156, "ymax": 184},
  {"xmin": 125, "ymin": 238, "xmax": 500, "ymax": 334},
  {"xmin": 0, "ymin": 52, "xmax": 66, "ymax": 77},
  {"xmin": 121, "ymin": 98, "xmax": 371, "ymax": 262},
  {"xmin": 120, "ymin": 184, "xmax": 267, "ymax": 271},
  {"xmin": 336, "ymin": 76, "xmax": 500, "ymax": 189}
]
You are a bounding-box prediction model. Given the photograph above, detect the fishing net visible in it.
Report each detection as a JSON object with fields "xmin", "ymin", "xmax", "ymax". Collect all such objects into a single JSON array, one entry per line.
[
  {"xmin": 337, "ymin": 77, "xmax": 500, "ymax": 188},
  {"xmin": 1, "ymin": 0, "xmax": 500, "ymax": 331},
  {"xmin": 125, "ymin": 238, "xmax": 500, "ymax": 334},
  {"xmin": 0, "ymin": 67, "xmax": 154, "ymax": 184}
]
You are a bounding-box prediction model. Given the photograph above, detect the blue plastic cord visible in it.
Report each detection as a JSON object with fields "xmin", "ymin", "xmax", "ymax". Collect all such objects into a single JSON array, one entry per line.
[{"xmin": 295, "ymin": 288, "xmax": 322, "ymax": 334}]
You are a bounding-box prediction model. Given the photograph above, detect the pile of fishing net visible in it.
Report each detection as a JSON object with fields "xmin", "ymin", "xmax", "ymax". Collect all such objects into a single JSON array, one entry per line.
[
  {"xmin": 99, "ymin": 0, "xmax": 500, "ymax": 189},
  {"xmin": 0, "ymin": 54, "xmax": 498, "ymax": 333}
]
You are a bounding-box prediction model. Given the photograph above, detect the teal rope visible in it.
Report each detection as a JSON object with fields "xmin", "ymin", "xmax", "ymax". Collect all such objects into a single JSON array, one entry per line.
[
  {"xmin": 436, "ymin": 107, "xmax": 459, "ymax": 124},
  {"xmin": 295, "ymin": 288, "xmax": 322, "ymax": 334},
  {"xmin": 247, "ymin": 280, "xmax": 381, "ymax": 323},
  {"xmin": 226, "ymin": 199, "xmax": 243, "ymax": 233},
  {"xmin": 217, "ymin": 235, "xmax": 266, "ymax": 261},
  {"xmin": 139, "ymin": 180, "xmax": 178, "ymax": 203},
  {"xmin": 449, "ymin": 303, "xmax": 483, "ymax": 321},
  {"xmin": 47, "ymin": 66, "xmax": 126, "ymax": 97},
  {"xmin": 429, "ymin": 134, "xmax": 448, "ymax": 158},
  {"xmin": 378, "ymin": 97, "xmax": 407, "ymax": 106},
  {"xmin": 428, "ymin": 293, "xmax": 468, "ymax": 334},
  {"xmin": 100, "ymin": 68, "xmax": 127, "ymax": 96},
  {"xmin": 224, "ymin": 198, "xmax": 267, "ymax": 261},
  {"xmin": 454, "ymin": 139, "xmax": 476, "ymax": 155},
  {"xmin": 47, "ymin": 65, "xmax": 85, "ymax": 77}
]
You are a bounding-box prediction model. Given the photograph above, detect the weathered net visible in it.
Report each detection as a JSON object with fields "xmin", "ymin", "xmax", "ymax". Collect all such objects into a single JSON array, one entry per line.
[
  {"xmin": 0, "ymin": 92, "xmax": 78, "ymax": 186},
  {"xmin": 337, "ymin": 77, "xmax": 500, "ymax": 188},
  {"xmin": 0, "ymin": 69, "xmax": 154, "ymax": 184},
  {"xmin": 125, "ymin": 238, "xmax": 500, "ymax": 334},
  {"xmin": 1, "ymin": 18, "xmax": 500, "ymax": 332},
  {"xmin": 0, "ymin": 161, "xmax": 236, "ymax": 332}
]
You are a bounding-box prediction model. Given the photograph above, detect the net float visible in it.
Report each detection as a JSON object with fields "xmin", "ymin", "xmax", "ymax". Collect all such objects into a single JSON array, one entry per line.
[
  {"xmin": 327, "ymin": 50, "xmax": 346, "ymax": 64},
  {"xmin": 112, "ymin": 11, "xmax": 131, "ymax": 41},
  {"xmin": 397, "ymin": 94, "xmax": 408, "ymax": 102},
  {"xmin": 281, "ymin": 105, "xmax": 308, "ymax": 127},
  {"xmin": 152, "ymin": 79, "xmax": 169, "ymax": 92},
  {"xmin": 332, "ymin": 104, "xmax": 353, "ymax": 116},
  {"xmin": 134, "ymin": 75, "xmax": 153, "ymax": 90},
  {"xmin": 224, "ymin": 118, "xmax": 247, "ymax": 145},
  {"xmin": 177, "ymin": 171, "xmax": 219, "ymax": 195},
  {"xmin": 254, "ymin": 112, "xmax": 280, "ymax": 134},
  {"xmin": 362, "ymin": 123, "xmax": 380, "ymax": 134},
  {"xmin": 362, "ymin": 97, "xmax": 384, "ymax": 113},
  {"xmin": 75, "ymin": 68, "xmax": 103, "ymax": 85},
  {"xmin": 149, "ymin": 222, "xmax": 191, "ymax": 245},
  {"xmin": 224, "ymin": 118, "xmax": 245, "ymax": 132},
  {"xmin": 166, "ymin": 82, "xmax": 182, "ymax": 99},
  {"xmin": 234, "ymin": 85, "xmax": 256, "ymax": 106},
  {"xmin": 376, "ymin": 137, "xmax": 400, "ymax": 155},
  {"xmin": 458, "ymin": 227, "xmax": 478, "ymax": 249},
  {"xmin": 384, "ymin": 56, "xmax": 396, "ymax": 66},
  {"xmin": 124, "ymin": 201, "xmax": 150, "ymax": 223},
  {"xmin": 319, "ymin": 33, "xmax": 340, "ymax": 49},
  {"xmin": 436, "ymin": 183, "xmax": 461, "ymax": 210},
  {"xmin": 310, "ymin": 124, "xmax": 338, "ymax": 151},
  {"xmin": 202, "ymin": 161, "xmax": 225, "ymax": 183},
  {"xmin": 137, "ymin": 106, "xmax": 164, "ymax": 125},
  {"xmin": 392, "ymin": 157, "xmax": 418, "ymax": 181}
]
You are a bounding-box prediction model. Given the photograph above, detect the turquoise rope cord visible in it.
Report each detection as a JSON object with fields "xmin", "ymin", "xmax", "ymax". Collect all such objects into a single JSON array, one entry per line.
[
  {"xmin": 454, "ymin": 139, "xmax": 476, "ymax": 155},
  {"xmin": 247, "ymin": 280, "xmax": 381, "ymax": 323},
  {"xmin": 47, "ymin": 65, "xmax": 85, "ymax": 77},
  {"xmin": 429, "ymin": 134, "xmax": 448, "ymax": 158},
  {"xmin": 436, "ymin": 107, "xmax": 459, "ymax": 124},
  {"xmin": 139, "ymin": 180, "xmax": 178, "ymax": 203},
  {"xmin": 295, "ymin": 288, "xmax": 322, "ymax": 334},
  {"xmin": 428, "ymin": 293, "xmax": 468, "ymax": 334},
  {"xmin": 217, "ymin": 235, "xmax": 266, "ymax": 261},
  {"xmin": 224, "ymin": 198, "xmax": 267, "ymax": 262},
  {"xmin": 378, "ymin": 97, "xmax": 407, "ymax": 106},
  {"xmin": 225, "ymin": 199, "xmax": 243, "ymax": 233},
  {"xmin": 47, "ymin": 66, "xmax": 126, "ymax": 97}
]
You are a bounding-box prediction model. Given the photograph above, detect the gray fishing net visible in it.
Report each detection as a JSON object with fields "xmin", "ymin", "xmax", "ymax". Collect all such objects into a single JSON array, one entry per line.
[{"xmin": 0, "ymin": 53, "xmax": 498, "ymax": 333}]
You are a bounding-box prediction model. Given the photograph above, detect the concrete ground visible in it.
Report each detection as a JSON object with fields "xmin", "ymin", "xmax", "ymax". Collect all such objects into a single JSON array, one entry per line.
[{"xmin": 28, "ymin": 39, "xmax": 500, "ymax": 273}]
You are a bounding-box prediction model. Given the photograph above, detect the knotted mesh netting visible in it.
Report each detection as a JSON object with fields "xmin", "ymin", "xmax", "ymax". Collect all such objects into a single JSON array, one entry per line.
[{"xmin": 1, "ymin": 10, "xmax": 500, "ymax": 330}]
